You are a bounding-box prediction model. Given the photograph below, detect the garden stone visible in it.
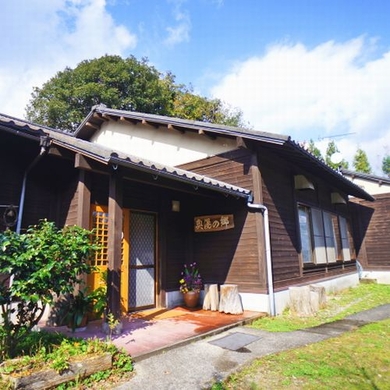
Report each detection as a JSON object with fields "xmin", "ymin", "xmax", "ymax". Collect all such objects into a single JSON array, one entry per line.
[
  {"xmin": 219, "ymin": 284, "xmax": 243, "ymax": 314},
  {"xmin": 203, "ymin": 284, "xmax": 219, "ymax": 311}
]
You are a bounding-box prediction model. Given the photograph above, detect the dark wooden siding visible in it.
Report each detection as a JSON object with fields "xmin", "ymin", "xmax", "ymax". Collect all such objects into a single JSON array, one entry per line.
[
  {"xmin": 180, "ymin": 149, "xmax": 265, "ymax": 292},
  {"xmin": 258, "ymin": 147, "xmax": 357, "ymax": 290},
  {"xmin": 0, "ymin": 132, "xmax": 77, "ymax": 232},
  {"xmin": 350, "ymin": 194, "xmax": 390, "ymax": 270},
  {"xmin": 257, "ymin": 149, "xmax": 301, "ymax": 288},
  {"xmin": 89, "ymin": 168, "xmax": 257, "ymax": 292}
]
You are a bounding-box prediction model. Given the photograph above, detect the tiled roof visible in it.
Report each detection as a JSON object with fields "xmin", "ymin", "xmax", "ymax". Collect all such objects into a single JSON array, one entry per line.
[
  {"xmin": 341, "ymin": 168, "xmax": 390, "ymax": 185},
  {"xmin": 74, "ymin": 105, "xmax": 375, "ymax": 202},
  {"xmin": 0, "ymin": 112, "xmax": 251, "ymax": 199}
]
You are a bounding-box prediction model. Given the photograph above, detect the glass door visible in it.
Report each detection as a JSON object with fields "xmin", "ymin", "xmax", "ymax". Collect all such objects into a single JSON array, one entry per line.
[{"xmin": 128, "ymin": 211, "xmax": 156, "ymax": 310}]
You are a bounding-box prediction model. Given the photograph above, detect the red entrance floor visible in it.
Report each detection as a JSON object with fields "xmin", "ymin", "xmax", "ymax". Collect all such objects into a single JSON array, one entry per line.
[{"xmin": 43, "ymin": 307, "xmax": 265, "ymax": 361}]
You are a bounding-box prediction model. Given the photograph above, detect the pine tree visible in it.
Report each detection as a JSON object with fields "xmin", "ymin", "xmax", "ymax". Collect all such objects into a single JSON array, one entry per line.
[
  {"xmin": 307, "ymin": 139, "xmax": 323, "ymax": 160},
  {"xmin": 353, "ymin": 148, "xmax": 372, "ymax": 174},
  {"xmin": 325, "ymin": 141, "xmax": 349, "ymax": 170},
  {"xmin": 382, "ymin": 155, "xmax": 390, "ymax": 177}
]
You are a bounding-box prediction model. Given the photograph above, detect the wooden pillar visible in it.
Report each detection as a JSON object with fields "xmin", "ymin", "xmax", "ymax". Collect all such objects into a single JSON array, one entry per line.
[
  {"xmin": 107, "ymin": 172, "xmax": 123, "ymax": 319},
  {"xmin": 250, "ymin": 152, "xmax": 268, "ymax": 289},
  {"xmin": 76, "ymin": 170, "xmax": 91, "ymax": 229}
]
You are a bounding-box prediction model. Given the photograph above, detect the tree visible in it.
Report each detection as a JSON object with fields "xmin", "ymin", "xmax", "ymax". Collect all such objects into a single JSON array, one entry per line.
[
  {"xmin": 307, "ymin": 139, "xmax": 323, "ymax": 160},
  {"xmin": 352, "ymin": 148, "xmax": 372, "ymax": 174},
  {"xmin": 26, "ymin": 55, "xmax": 244, "ymax": 132},
  {"xmin": 383, "ymin": 155, "xmax": 390, "ymax": 177},
  {"xmin": 0, "ymin": 220, "xmax": 98, "ymax": 359},
  {"xmin": 325, "ymin": 140, "xmax": 349, "ymax": 170},
  {"xmin": 172, "ymin": 86, "xmax": 244, "ymax": 126}
]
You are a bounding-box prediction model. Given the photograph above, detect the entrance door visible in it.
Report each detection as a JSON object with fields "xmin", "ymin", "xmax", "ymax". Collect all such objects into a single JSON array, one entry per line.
[
  {"xmin": 128, "ymin": 211, "xmax": 157, "ymax": 310},
  {"xmin": 89, "ymin": 206, "xmax": 157, "ymax": 313}
]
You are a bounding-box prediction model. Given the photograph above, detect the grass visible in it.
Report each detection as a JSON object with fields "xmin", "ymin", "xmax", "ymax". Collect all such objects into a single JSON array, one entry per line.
[
  {"xmin": 250, "ymin": 283, "xmax": 390, "ymax": 332},
  {"xmin": 0, "ymin": 331, "xmax": 133, "ymax": 389},
  {"xmin": 213, "ymin": 283, "xmax": 390, "ymax": 389},
  {"xmin": 221, "ymin": 319, "xmax": 390, "ymax": 389}
]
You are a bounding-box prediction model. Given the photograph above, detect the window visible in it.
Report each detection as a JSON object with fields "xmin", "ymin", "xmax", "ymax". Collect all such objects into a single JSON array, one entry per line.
[{"xmin": 298, "ymin": 204, "xmax": 353, "ymax": 265}]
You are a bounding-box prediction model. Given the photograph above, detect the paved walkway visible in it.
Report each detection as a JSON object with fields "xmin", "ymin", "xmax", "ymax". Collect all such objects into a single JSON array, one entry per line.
[
  {"xmin": 115, "ymin": 304, "xmax": 390, "ymax": 390},
  {"xmin": 42, "ymin": 306, "xmax": 265, "ymax": 359}
]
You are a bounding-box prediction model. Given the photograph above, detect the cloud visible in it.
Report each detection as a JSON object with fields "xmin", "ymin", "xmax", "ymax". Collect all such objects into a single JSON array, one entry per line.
[
  {"xmin": 0, "ymin": 0, "xmax": 137, "ymax": 118},
  {"xmin": 164, "ymin": 0, "xmax": 191, "ymax": 46},
  {"xmin": 211, "ymin": 37, "xmax": 390, "ymax": 174}
]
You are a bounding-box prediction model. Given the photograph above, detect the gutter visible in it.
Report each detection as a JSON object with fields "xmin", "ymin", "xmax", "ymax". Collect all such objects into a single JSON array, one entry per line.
[{"xmin": 247, "ymin": 197, "xmax": 276, "ymax": 316}]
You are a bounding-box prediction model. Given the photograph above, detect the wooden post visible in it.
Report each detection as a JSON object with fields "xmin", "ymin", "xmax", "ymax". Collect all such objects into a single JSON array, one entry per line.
[
  {"xmin": 76, "ymin": 170, "xmax": 91, "ymax": 229},
  {"xmin": 107, "ymin": 172, "xmax": 123, "ymax": 320},
  {"xmin": 203, "ymin": 284, "xmax": 219, "ymax": 311},
  {"xmin": 219, "ymin": 284, "xmax": 243, "ymax": 314}
]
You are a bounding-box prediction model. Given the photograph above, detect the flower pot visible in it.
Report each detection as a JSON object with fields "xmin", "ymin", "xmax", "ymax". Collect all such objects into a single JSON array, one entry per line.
[{"xmin": 183, "ymin": 291, "xmax": 200, "ymax": 308}]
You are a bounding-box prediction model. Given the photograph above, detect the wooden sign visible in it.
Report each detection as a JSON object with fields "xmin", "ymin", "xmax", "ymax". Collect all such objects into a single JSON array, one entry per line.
[{"xmin": 194, "ymin": 214, "xmax": 234, "ymax": 233}]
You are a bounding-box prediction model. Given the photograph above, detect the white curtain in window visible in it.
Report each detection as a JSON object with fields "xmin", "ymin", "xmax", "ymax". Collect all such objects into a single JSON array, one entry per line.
[
  {"xmin": 339, "ymin": 216, "xmax": 351, "ymax": 260},
  {"xmin": 311, "ymin": 209, "xmax": 327, "ymax": 264}
]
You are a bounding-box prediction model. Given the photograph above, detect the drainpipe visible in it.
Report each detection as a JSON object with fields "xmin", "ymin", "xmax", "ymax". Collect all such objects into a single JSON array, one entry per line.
[
  {"xmin": 247, "ymin": 198, "xmax": 276, "ymax": 317},
  {"xmin": 8, "ymin": 135, "xmax": 50, "ymax": 321},
  {"xmin": 16, "ymin": 136, "xmax": 51, "ymax": 234}
]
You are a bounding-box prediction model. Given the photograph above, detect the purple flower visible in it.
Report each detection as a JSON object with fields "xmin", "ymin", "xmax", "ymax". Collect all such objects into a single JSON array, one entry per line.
[{"xmin": 179, "ymin": 263, "xmax": 202, "ymax": 293}]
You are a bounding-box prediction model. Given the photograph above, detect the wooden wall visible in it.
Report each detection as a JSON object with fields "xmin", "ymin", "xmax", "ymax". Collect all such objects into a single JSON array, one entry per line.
[
  {"xmin": 0, "ymin": 130, "xmax": 79, "ymax": 232},
  {"xmin": 258, "ymin": 146, "xmax": 358, "ymax": 289},
  {"xmin": 350, "ymin": 193, "xmax": 390, "ymax": 271},
  {"xmin": 180, "ymin": 149, "xmax": 266, "ymax": 293},
  {"xmin": 1, "ymin": 134, "xmax": 51, "ymax": 231}
]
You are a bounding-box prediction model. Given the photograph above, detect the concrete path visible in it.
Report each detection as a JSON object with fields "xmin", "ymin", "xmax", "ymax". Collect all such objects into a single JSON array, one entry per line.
[{"xmin": 115, "ymin": 304, "xmax": 390, "ymax": 390}]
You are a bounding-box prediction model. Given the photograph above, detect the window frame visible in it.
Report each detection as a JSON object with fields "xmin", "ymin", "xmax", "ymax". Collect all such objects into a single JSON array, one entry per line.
[{"xmin": 297, "ymin": 203, "xmax": 354, "ymax": 266}]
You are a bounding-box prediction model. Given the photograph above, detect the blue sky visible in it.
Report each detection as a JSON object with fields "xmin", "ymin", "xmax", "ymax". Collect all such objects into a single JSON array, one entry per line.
[{"xmin": 1, "ymin": 0, "xmax": 390, "ymax": 173}]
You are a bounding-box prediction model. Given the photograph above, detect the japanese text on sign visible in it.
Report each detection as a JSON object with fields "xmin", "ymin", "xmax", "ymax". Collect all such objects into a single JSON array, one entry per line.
[{"xmin": 194, "ymin": 214, "xmax": 234, "ymax": 233}]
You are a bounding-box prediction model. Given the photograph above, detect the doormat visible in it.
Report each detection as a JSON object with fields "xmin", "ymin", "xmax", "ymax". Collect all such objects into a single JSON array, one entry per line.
[{"xmin": 209, "ymin": 332, "xmax": 261, "ymax": 351}]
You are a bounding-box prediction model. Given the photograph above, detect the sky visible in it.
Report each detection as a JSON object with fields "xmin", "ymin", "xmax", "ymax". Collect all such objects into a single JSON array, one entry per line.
[{"xmin": 1, "ymin": 0, "xmax": 390, "ymax": 174}]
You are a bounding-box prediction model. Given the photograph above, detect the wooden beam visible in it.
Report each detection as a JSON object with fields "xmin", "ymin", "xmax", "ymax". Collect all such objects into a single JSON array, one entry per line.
[
  {"xmin": 142, "ymin": 119, "xmax": 159, "ymax": 128},
  {"xmin": 92, "ymin": 112, "xmax": 108, "ymax": 122},
  {"xmin": 167, "ymin": 123, "xmax": 185, "ymax": 134},
  {"xmin": 120, "ymin": 116, "xmax": 138, "ymax": 125},
  {"xmin": 48, "ymin": 146, "xmax": 73, "ymax": 160},
  {"xmin": 107, "ymin": 173, "xmax": 123, "ymax": 319},
  {"xmin": 236, "ymin": 136, "xmax": 248, "ymax": 149},
  {"xmin": 74, "ymin": 154, "xmax": 95, "ymax": 171},
  {"xmin": 198, "ymin": 129, "xmax": 217, "ymax": 140},
  {"xmin": 74, "ymin": 153, "xmax": 111, "ymax": 175},
  {"xmin": 101, "ymin": 113, "xmax": 112, "ymax": 121},
  {"xmin": 85, "ymin": 121, "xmax": 100, "ymax": 130}
]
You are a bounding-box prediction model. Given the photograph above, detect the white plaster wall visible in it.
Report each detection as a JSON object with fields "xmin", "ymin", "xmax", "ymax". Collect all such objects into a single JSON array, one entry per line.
[
  {"xmin": 347, "ymin": 177, "xmax": 390, "ymax": 195},
  {"xmin": 360, "ymin": 271, "xmax": 390, "ymax": 284},
  {"xmin": 166, "ymin": 290, "xmax": 206, "ymax": 309},
  {"xmin": 240, "ymin": 292, "xmax": 271, "ymax": 313},
  {"xmin": 166, "ymin": 273, "xmax": 360, "ymax": 316},
  {"xmin": 0, "ymin": 302, "xmax": 51, "ymax": 326},
  {"xmin": 91, "ymin": 120, "xmax": 237, "ymax": 166}
]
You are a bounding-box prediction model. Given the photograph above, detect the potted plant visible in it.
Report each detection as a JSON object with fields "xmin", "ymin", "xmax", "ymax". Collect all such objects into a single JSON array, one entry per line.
[
  {"xmin": 179, "ymin": 263, "xmax": 203, "ymax": 308},
  {"xmin": 64, "ymin": 289, "xmax": 94, "ymax": 332}
]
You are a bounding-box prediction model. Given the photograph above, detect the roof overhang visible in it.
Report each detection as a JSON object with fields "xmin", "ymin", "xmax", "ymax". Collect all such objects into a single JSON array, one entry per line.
[
  {"xmin": 1, "ymin": 110, "xmax": 373, "ymax": 202},
  {"xmin": 75, "ymin": 105, "xmax": 374, "ymax": 202}
]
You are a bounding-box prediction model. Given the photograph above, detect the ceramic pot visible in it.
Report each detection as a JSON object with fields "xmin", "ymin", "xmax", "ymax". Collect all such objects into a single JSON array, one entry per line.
[{"xmin": 183, "ymin": 291, "xmax": 200, "ymax": 308}]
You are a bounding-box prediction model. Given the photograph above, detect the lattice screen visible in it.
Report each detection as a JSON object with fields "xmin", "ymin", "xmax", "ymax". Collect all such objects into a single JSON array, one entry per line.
[{"xmin": 91, "ymin": 210, "xmax": 109, "ymax": 267}]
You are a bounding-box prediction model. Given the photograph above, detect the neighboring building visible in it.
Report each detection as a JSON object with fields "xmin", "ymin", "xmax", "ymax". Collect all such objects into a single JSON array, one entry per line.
[
  {"xmin": 0, "ymin": 108, "xmax": 374, "ymax": 317},
  {"xmin": 342, "ymin": 169, "xmax": 390, "ymax": 284},
  {"xmin": 341, "ymin": 169, "xmax": 390, "ymax": 195}
]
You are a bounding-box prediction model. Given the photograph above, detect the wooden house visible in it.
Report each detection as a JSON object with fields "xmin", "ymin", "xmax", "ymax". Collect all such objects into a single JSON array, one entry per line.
[
  {"xmin": 341, "ymin": 169, "xmax": 390, "ymax": 284},
  {"xmin": 0, "ymin": 107, "xmax": 374, "ymax": 316}
]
